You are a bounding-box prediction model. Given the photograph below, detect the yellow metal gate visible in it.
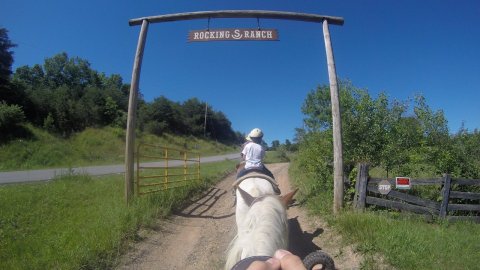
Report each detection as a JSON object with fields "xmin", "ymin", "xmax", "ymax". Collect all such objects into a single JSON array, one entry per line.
[{"xmin": 136, "ymin": 143, "xmax": 200, "ymax": 195}]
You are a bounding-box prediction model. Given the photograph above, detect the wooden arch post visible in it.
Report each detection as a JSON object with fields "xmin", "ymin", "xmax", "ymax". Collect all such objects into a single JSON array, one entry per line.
[
  {"xmin": 125, "ymin": 19, "xmax": 149, "ymax": 203},
  {"xmin": 125, "ymin": 11, "xmax": 344, "ymax": 207},
  {"xmin": 323, "ymin": 19, "xmax": 344, "ymax": 214}
]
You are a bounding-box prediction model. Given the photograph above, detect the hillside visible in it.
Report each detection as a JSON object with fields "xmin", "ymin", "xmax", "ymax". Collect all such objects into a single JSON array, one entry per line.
[{"xmin": 0, "ymin": 125, "xmax": 238, "ymax": 171}]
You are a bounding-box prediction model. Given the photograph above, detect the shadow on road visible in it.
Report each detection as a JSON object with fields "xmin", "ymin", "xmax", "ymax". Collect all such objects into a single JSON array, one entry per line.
[
  {"xmin": 288, "ymin": 216, "xmax": 325, "ymax": 259},
  {"xmin": 174, "ymin": 187, "xmax": 235, "ymax": 219}
]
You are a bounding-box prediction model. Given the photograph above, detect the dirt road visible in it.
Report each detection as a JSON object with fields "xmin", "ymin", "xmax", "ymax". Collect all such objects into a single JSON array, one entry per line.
[{"xmin": 116, "ymin": 163, "xmax": 362, "ymax": 270}]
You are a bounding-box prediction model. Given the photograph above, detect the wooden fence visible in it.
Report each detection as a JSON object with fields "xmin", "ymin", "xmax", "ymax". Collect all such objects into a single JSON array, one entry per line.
[{"xmin": 354, "ymin": 163, "xmax": 480, "ymax": 223}]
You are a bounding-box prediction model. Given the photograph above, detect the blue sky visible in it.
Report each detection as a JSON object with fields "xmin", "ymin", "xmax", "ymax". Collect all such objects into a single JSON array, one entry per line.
[{"xmin": 2, "ymin": 0, "xmax": 479, "ymax": 145}]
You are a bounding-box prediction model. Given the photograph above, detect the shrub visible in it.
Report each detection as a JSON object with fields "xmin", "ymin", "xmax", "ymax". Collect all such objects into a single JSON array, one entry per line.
[
  {"xmin": 144, "ymin": 121, "xmax": 167, "ymax": 136},
  {"xmin": 0, "ymin": 101, "xmax": 25, "ymax": 132},
  {"xmin": 293, "ymin": 131, "xmax": 334, "ymax": 198}
]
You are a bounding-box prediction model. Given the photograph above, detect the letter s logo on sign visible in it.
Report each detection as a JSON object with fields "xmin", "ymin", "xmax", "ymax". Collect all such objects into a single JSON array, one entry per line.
[{"xmin": 232, "ymin": 29, "xmax": 242, "ymax": 40}]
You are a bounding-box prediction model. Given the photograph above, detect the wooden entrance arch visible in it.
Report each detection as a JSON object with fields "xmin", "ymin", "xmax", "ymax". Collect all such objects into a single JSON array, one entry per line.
[{"xmin": 126, "ymin": 10, "xmax": 345, "ymax": 213}]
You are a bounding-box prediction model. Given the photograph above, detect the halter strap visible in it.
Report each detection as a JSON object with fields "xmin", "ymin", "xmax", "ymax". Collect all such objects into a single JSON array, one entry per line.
[{"xmin": 230, "ymin": 256, "xmax": 272, "ymax": 270}]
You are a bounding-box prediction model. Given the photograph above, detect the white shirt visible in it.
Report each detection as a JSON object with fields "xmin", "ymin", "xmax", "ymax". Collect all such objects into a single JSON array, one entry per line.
[{"xmin": 241, "ymin": 142, "xmax": 265, "ymax": 169}]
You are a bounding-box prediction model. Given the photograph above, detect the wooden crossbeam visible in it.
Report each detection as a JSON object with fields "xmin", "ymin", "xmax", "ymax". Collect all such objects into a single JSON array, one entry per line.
[{"xmin": 129, "ymin": 10, "xmax": 344, "ymax": 26}]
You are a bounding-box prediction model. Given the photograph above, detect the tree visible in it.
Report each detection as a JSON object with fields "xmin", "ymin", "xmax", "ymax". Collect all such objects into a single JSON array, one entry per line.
[
  {"xmin": 142, "ymin": 96, "xmax": 179, "ymax": 135},
  {"xmin": 449, "ymin": 128, "xmax": 480, "ymax": 178},
  {"xmin": 285, "ymin": 139, "xmax": 292, "ymax": 151},
  {"xmin": 0, "ymin": 101, "xmax": 24, "ymax": 129},
  {"xmin": 181, "ymin": 98, "xmax": 206, "ymax": 136},
  {"xmin": 6, "ymin": 50, "xmax": 241, "ymax": 142},
  {"xmin": 13, "ymin": 64, "xmax": 45, "ymax": 88},
  {"xmin": 0, "ymin": 101, "xmax": 26, "ymax": 142},
  {"xmin": 302, "ymin": 81, "xmax": 438, "ymax": 176},
  {"xmin": 0, "ymin": 28, "xmax": 16, "ymax": 87},
  {"xmin": 302, "ymin": 81, "xmax": 388, "ymax": 166},
  {"xmin": 209, "ymin": 111, "xmax": 237, "ymax": 143},
  {"xmin": 11, "ymin": 52, "xmax": 130, "ymax": 134},
  {"xmin": 271, "ymin": 140, "xmax": 280, "ymax": 150},
  {"xmin": 0, "ymin": 28, "xmax": 27, "ymax": 109},
  {"xmin": 294, "ymin": 127, "xmax": 306, "ymax": 144},
  {"xmin": 414, "ymin": 94, "xmax": 449, "ymax": 146}
]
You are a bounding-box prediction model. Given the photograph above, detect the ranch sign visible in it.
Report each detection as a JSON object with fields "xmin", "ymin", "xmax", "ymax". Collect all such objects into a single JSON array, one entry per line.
[{"xmin": 188, "ymin": 28, "xmax": 279, "ymax": 42}]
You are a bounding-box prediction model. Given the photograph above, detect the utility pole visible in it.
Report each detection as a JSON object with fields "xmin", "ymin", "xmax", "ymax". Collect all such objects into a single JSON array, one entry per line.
[{"xmin": 204, "ymin": 102, "xmax": 208, "ymax": 137}]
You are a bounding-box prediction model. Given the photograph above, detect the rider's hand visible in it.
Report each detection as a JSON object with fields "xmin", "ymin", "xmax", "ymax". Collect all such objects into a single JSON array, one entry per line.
[{"xmin": 246, "ymin": 250, "xmax": 307, "ymax": 270}]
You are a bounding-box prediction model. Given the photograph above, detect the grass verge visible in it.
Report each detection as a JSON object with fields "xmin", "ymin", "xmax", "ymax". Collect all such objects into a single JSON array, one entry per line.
[
  {"xmin": 335, "ymin": 211, "xmax": 480, "ymax": 270},
  {"xmin": 290, "ymin": 160, "xmax": 480, "ymax": 270},
  {"xmin": 0, "ymin": 160, "xmax": 236, "ymax": 270},
  {"xmin": 0, "ymin": 125, "xmax": 237, "ymax": 171},
  {"xmin": 264, "ymin": 150, "xmax": 291, "ymax": 164}
]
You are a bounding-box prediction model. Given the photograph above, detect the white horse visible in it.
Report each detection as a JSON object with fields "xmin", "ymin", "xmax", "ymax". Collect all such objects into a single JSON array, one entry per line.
[
  {"xmin": 226, "ymin": 176, "xmax": 297, "ymax": 270},
  {"xmin": 234, "ymin": 177, "xmax": 277, "ymax": 227}
]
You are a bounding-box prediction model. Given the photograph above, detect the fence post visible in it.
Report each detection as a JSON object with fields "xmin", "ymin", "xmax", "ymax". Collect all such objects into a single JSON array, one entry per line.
[
  {"xmin": 354, "ymin": 163, "xmax": 369, "ymax": 211},
  {"xmin": 439, "ymin": 173, "xmax": 452, "ymax": 219},
  {"xmin": 198, "ymin": 153, "xmax": 201, "ymax": 183}
]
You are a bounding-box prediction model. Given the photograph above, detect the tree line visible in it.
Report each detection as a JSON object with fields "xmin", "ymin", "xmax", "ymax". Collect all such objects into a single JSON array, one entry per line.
[
  {"xmin": 295, "ymin": 80, "xmax": 480, "ymax": 197},
  {"xmin": 0, "ymin": 28, "xmax": 242, "ymax": 144}
]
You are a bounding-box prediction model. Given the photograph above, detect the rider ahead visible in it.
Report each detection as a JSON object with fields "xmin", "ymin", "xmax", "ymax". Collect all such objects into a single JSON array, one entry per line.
[{"xmin": 238, "ymin": 128, "xmax": 274, "ymax": 179}]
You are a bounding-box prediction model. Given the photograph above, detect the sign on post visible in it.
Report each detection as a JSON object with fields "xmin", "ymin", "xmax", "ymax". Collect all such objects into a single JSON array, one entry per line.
[
  {"xmin": 378, "ymin": 180, "xmax": 392, "ymax": 195},
  {"xmin": 396, "ymin": 177, "xmax": 411, "ymax": 189},
  {"xmin": 188, "ymin": 28, "xmax": 279, "ymax": 42}
]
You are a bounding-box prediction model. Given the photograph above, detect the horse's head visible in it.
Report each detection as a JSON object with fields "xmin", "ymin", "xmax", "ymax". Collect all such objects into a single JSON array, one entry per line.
[{"xmin": 237, "ymin": 186, "xmax": 298, "ymax": 209}]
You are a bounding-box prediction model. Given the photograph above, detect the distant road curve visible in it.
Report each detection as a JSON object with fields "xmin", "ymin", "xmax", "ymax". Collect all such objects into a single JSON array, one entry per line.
[{"xmin": 0, "ymin": 153, "xmax": 240, "ymax": 185}]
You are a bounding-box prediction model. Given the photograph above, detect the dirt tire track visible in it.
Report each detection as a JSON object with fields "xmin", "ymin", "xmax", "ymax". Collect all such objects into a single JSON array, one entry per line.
[{"xmin": 116, "ymin": 163, "xmax": 362, "ymax": 270}]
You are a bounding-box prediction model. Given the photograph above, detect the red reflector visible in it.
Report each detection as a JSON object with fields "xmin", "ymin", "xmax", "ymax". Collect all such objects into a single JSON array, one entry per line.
[{"xmin": 397, "ymin": 178, "xmax": 409, "ymax": 185}]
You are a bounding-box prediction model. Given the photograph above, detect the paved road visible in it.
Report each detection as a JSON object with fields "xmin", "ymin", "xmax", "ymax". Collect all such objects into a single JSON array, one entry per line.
[{"xmin": 0, "ymin": 153, "xmax": 240, "ymax": 185}]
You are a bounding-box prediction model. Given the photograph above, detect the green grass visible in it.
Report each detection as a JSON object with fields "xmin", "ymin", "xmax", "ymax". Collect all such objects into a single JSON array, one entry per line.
[
  {"xmin": 290, "ymin": 159, "xmax": 480, "ymax": 270},
  {"xmin": 0, "ymin": 160, "xmax": 236, "ymax": 270},
  {"xmin": 335, "ymin": 212, "xmax": 480, "ymax": 270},
  {"xmin": 0, "ymin": 125, "xmax": 237, "ymax": 171},
  {"xmin": 264, "ymin": 150, "xmax": 291, "ymax": 164}
]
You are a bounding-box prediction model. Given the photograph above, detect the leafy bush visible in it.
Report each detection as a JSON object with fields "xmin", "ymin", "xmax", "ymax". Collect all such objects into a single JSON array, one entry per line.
[
  {"xmin": 298, "ymin": 80, "xmax": 480, "ymax": 202},
  {"xmin": 0, "ymin": 102, "xmax": 30, "ymax": 143},
  {"xmin": 145, "ymin": 120, "xmax": 168, "ymax": 136},
  {"xmin": 0, "ymin": 101, "xmax": 25, "ymax": 131},
  {"xmin": 292, "ymin": 131, "xmax": 334, "ymax": 199}
]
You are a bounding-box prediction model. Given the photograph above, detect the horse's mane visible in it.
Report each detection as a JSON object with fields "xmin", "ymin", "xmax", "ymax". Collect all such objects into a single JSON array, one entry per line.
[{"xmin": 225, "ymin": 195, "xmax": 289, "ymax": 270}]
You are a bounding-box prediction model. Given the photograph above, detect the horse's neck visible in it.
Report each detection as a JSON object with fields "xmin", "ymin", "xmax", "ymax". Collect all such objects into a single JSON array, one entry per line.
[
  {"xmin": 235, "ymin": 177, "xmax": 276, "ymax": 227},
  {"xmin": 239, "ymin": 177, "xmax": 274, "ymax": 197},
  {"xmin": 241, "ymin": 196, "xmax": 288, "ymax": 245},
  {"xmin": 226, "ymin": 196, "xmax": 289, "ymax": 269}
]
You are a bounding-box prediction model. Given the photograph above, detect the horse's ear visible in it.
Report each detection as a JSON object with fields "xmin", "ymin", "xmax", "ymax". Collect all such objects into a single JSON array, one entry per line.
[
  {"xmin": 237, "ymin": 187, "xmax": 255, "ymax": 207},
  {"xmin": 280, "ymin": 188, "xmax": 298, "ymax": 208}
]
